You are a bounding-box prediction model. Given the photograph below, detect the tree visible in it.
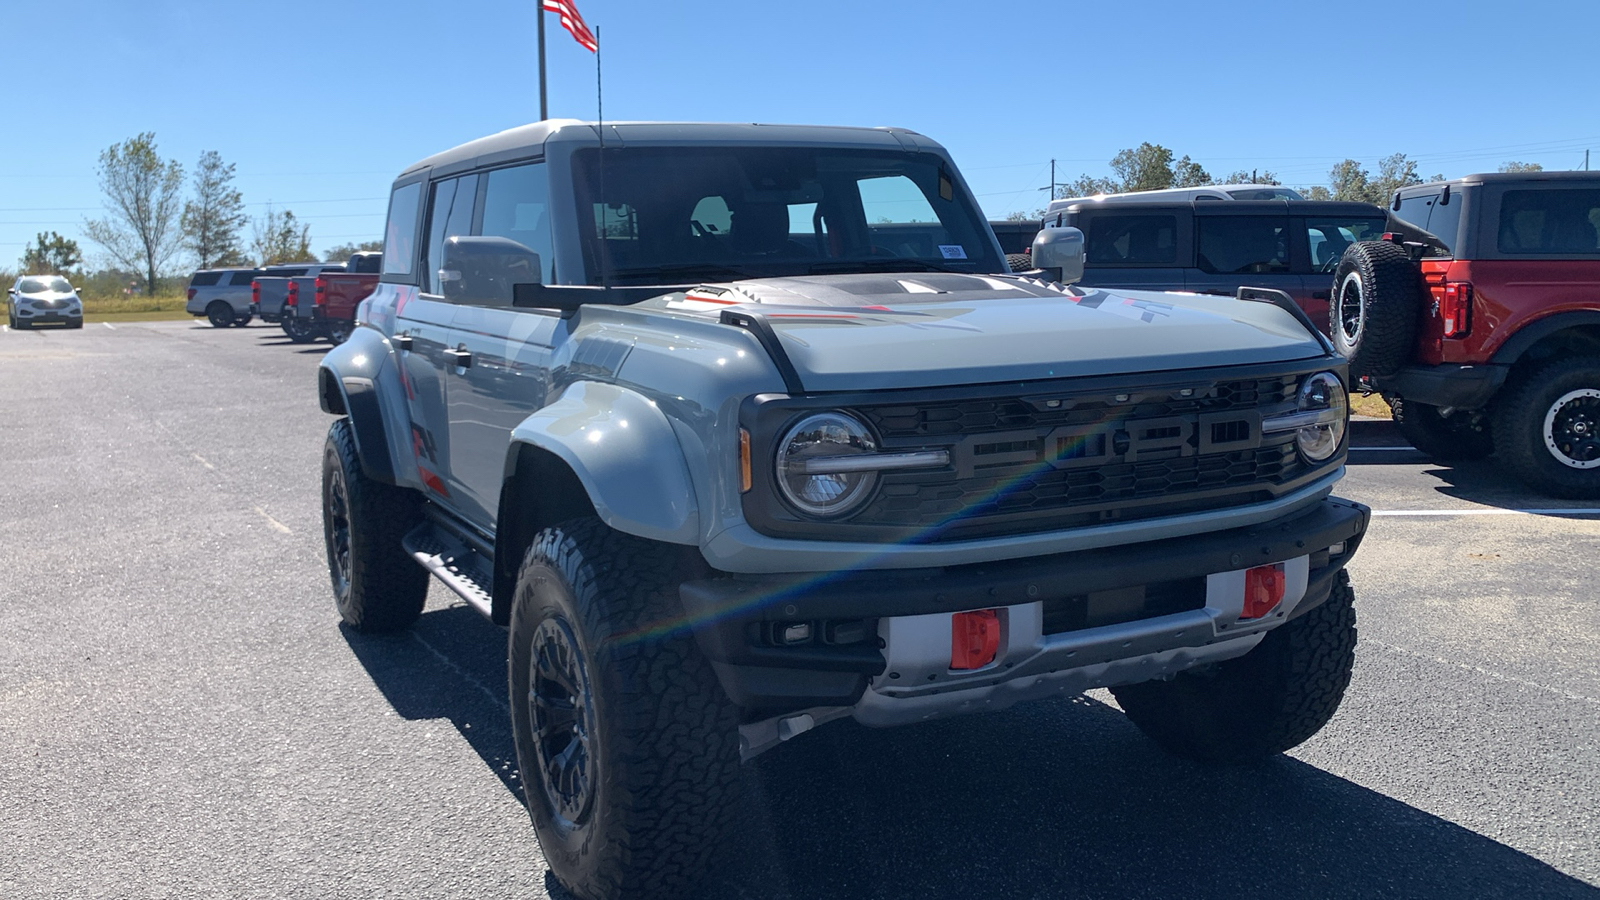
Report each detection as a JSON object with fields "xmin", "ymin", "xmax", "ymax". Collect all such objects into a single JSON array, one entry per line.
[
  {"xmin": 1219, "ymin": 169, "xmax": 1282, "ymax": 185},
  {"xmin": 251, "ymin": 207, "xmax": 316, "ymax": 265},
  {"xmin": 1109, "ymin": 143, "xmax": 1176, "ymax": 193},
  {"xmin": 83, "ymin": 133, "xmax": 185, "ymax": 296},
  {"xmin": 1172, "ymin": 155, "xmax": 1212, "ymax": 188},
  {"xmin": 21, "ymin": 231, "xmax": 83, "ymax": 274},
  {"xmin": 181, "ymin": 150, "xmax": 248, "ymax": 268},
  {"xmin": 1301, "ymin": 185, "xmax": 1333, "ymax": 201},
  {"xmin": 1373, "ymin": 153, "xmax": 1425, "ymax": 203},
  {"xmin": 1499, "ymin": 161, "xmax": 1544, "ymax": 173},
  {"xmin": 1328, "ymin": 159, "xmax": 1374, "ymax": 203},
  {"xmin": 322, "ymin": 239, "xmax": 383, "ymax": 260}
]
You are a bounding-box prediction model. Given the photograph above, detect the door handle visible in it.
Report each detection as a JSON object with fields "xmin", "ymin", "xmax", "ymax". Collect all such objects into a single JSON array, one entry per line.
[
  {"xmin": 1312, "ymin": 291, "xmax": 1330, "ymax": 300},
  {"xmin": 394, "ymin": 332, "xmax": 413, "ymax": 351},
  {"xmin": 446, "ymin": 346, "xmax": 473, "ymax": 368}
]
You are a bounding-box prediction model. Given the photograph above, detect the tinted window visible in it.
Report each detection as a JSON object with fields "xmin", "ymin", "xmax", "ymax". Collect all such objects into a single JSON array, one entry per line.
[
  {"xmin": 188, "ymin": 272, "xmax": 222, "ymax": 287},
  {"xmin": 1498, "ymin": 189, "xmax": 1600, "ymax": 254},
  {"xmin": 568, "ymin": 147, "xmax": 1002, "ymax": 285},
  {"xmin": 1085, "ymin": 214, "xmax": 1177, "ymax": 266},
  {"xmin": 228, "ymin": 270, "xmax": 260, "ymax": 286},
  {"xmin": 1306, "ymin": 217, "xmax": 1387, "ymax": 270},
  {"xmin": 382, "ymin": 181, "xmax": 423, "ymax": 276},
  {"xmin": 1394, "ymin": 191, "xmax": 1455, "ymax": 256},
  {"xmin": 266, "ymin": 267, "xmax": 309, "ymax": 277},
  {"xmin": 1196, "ymin": 216, "xmax": 1289, "ymax": 274},
  {"xmin": 481, "ymin": 163, "xmax": 555, "ymax": 286},
  {"xmin": 348, "ymin": 254, "xmax": 381, "ymax": 274},
  {"xmin": 424, "ymin": 174, "xmax": 480, "ymax": 294},
  {"xmin": 1225, "ymin": 187, "xmax": 1300, "ymax": 201}
]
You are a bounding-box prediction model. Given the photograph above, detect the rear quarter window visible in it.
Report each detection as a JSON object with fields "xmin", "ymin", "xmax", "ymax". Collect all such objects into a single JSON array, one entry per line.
[
  {"xmin": 188, "ymin": 272, "xmax": 222, "ymax": 287},
  {"xmin": 383, "ymin": 181, "xmax": 424, "ymax": 276},
  {"xmin": 1085, "ymin": 214, "xmax": 1178, "ymax": 266},
  {"xmin": 1498, "ymin": 189, "xmax": 1600, "ymax": 255},
  {"xmin": 228, "ymin": 271, "xmax": 259, "ymax": 286}
]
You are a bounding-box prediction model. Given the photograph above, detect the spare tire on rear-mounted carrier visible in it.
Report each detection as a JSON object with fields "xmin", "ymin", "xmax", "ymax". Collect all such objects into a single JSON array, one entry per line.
[{"xmin": 1329, "ymin": 241, "xmax": 1423, "ymax": 378}]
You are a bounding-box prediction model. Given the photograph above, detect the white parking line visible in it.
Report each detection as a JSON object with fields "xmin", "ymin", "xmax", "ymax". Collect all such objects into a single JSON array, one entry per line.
[
  {"xmin": 1366, "ymin": 639, "xmax": 1600, "ymax": 706},
  {"xmin": 1350, "ymin": 445, "xmax": 1419, "ymax": 452},
  {"xmin": 192, "ymin": 453, "xmax": 215, "ymax": 471},
  {"xmin": 1372, "ymin": 508, "xmax": 1600, "ymax": 517},
  {"xmin": 102, "ymin": 322, "xmax": 115, "ymax": 330},
  {"xmin": 252, "ymin": 506, "xmax": 292, "ymax": 534}
]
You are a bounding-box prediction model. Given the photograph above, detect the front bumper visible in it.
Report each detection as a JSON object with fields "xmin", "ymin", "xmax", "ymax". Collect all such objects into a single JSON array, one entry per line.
[
  {"xmin": 16, "ymin": 309, "xmax": 81, "ymax": 324},
  {"xmin": 682, "ymin": 496, "xmax": 1368, "ymax": 718}
]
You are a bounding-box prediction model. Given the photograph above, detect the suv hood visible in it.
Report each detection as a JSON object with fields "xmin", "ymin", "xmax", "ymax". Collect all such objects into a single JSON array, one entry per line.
[{"xmin": 663, "ymin": 273, "xmax": 1327, "ymax": 391}]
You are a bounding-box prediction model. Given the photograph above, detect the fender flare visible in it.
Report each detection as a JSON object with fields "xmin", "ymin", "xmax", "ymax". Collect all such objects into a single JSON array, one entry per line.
[
  {"xmin": 1490, "ymin": 311, "xmax": 1600, "ymax": 366},
  {"xmin": 506, "ymin": 381, "xmax": 700, "ymax": 546},
  {"xmin": 318, "ymin": 327, "xmax": 407, "ymax": 484}
]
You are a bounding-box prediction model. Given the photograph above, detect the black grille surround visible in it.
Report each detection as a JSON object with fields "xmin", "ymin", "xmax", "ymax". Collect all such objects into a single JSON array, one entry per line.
[{"xmin": 740, "ymin": 359, "xmax": 1346, "ymax": 543}]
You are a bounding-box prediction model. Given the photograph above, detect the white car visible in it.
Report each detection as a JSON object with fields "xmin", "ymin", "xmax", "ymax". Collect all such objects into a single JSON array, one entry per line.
[{"xmin": 7, "ymin": 275, "xmax": 84, "ymax": 329}]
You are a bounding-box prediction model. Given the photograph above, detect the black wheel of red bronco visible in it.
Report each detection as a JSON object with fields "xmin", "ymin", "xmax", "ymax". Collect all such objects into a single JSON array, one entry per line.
[
  {"xmin": 321, "ymin": 418, "xmax": 428, "ymax": 631},
  {"xmin": 1111, "ymin": 570, "xmax": 1357, "ymax": 763},
  {"xmin": 509, "ymin": 516, "xmax": 741, "ymax": 900},
  {"xmin": 1006, "ymin": 252, "xmax": 1033, "ymax": 273},
  {"xmin": 1389, "ymin": 396, "xmax": 1493, "ymax": 462},
  {"xmin": 1329, "ymin": 241, "xmax": 1421, "ymax": 378},
  {"xmin": 1492, "ymin": 356, "xmax": 1600, "ymax": 498}
]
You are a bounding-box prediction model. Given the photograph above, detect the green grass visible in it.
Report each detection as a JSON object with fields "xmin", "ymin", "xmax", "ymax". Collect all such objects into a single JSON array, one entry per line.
[
  {"xmin": 78, "ymin": 292, "xmax": 188, "ymax": 315},
  {"xmin": 1349, "ymin": 392, "xmax": 1392, "ymax": 419}
]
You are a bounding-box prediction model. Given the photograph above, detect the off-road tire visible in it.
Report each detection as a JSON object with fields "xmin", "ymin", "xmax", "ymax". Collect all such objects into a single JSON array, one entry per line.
[
  {"xmin": 283, "ymin": 316, "xmax": 318, "ymax": 344},
  {"xmin": 509, "ymin": 516, "xmax": 741, "ymax": 900},
  {"xmin": 206, "ymin": 301, "xmax": 235, "ymax": 328},
  {"xmin": 1006, "ymin": 252, "xmax": 1034, "ymax": 273},
  {"xmin": 1329, "ymin": 241, "xmax": 1422, "ymax": 378},
  {"xmin": 1389, "ymin": 396, "xmax": 1493, "ymax": 462},
  {"xmin": 1111, "ymin": 570, "xmax": 1357, "ymax": 763},
  {"xmin": 234, "ymin": 314, "xmax": 253, "ymax": 327},
  {"xmin": 321, "ymin": 418, "xmax": 428, "ymax": 632},
  {"xmin": 327, "ymin": 321, "xmax": 353, "ymax": 345},
  {"xmin": 1491, "ymin": 356, "xmax": 1600, "ymax": 498}
]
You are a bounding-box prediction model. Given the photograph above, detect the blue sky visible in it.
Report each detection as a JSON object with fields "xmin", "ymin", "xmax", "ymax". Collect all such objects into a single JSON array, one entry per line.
[{"xmin": 4, "ymin": 0, "xmax": 1597, "ymax": 268}]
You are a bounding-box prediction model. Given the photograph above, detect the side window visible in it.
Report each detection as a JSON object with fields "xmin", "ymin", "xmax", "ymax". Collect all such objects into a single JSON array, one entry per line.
[
  {"xmin": 1305, "ymin": 218, "xmax": 1386, "ymax": 269},
  {"xmin": 229, "ymin": 271, "xmax": 259, "ymax": 286},
  {"xmin": 189, "ymin": 272, "xmax": 221, "ymax": 287},
  {"xmin": 1085, "ymin": 214, "xmax": 1178, "ymax": 266},
  {"xmin": 1196, "ymin": 216, "xmax": 1289, "ymax": 275},
  {"xmin": 424, "ymin": 174, "xmax": 480, "ymax": 294},
  {"xmin": 1498, "ymin": 189, "xmax": 1600, "ymax": 254},
  {"xmin": 382, "ymin": 181, "xmax": 423, "ymax": 277}
]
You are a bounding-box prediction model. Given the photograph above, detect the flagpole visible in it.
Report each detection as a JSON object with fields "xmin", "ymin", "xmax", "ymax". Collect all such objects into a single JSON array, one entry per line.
[{"xmin": 537, "ymin": 2, "xmax": 548, "ymax": 121}]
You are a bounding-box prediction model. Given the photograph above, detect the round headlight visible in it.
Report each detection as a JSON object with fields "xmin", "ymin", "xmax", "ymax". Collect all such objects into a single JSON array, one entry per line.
[
  {"xmin": 775, "ymin": 411, "xmax": 879, "ymax": 518},
  {"xmin": 1296, "ymin": 372, "xmax": 1347, "ymax": 461}
]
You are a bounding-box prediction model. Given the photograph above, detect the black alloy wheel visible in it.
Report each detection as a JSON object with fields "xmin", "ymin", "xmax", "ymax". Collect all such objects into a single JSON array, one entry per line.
[
  {"xmin": 207, "ymin": 301, "xmax": 234, "ymax": 328},
  {"xmin": 528, "ymin": 615, "xmax": 598, "ymax": 829}
]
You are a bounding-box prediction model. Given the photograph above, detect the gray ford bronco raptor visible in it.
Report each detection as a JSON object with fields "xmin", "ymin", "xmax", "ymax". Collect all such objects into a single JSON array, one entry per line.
[{"xmin": 318, "ymin": 120, "xmax": 1368, "ymax": 900}]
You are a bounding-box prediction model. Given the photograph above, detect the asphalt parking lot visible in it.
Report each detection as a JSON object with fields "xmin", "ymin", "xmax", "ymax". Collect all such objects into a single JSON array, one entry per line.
[{"xmin": 2, "ymin": 319, "xmax": 1597, "ymax": 899}]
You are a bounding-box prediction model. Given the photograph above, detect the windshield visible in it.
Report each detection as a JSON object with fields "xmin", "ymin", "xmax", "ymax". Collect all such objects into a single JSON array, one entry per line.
[
  {"xmin": 17, "ymin": 276, "xmax": 72, "ymax": 293},
  {"xmin": 569, "ymin": 147, "xmax": 1003, "ymax": 285}
]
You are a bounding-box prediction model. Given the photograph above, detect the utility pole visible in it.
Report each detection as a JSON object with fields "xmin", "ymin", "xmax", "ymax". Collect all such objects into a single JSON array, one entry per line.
[
  {"xmin": 1586, "ymin": 149, "xmax": 1591, "ymax": 172},
  {"xmin": 1038, "ymin": 159, "xmax": 1060, "ymax": 200}
]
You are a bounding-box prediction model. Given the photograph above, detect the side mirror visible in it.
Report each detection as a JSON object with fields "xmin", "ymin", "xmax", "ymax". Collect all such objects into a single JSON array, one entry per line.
[
  {"xmin": 1030, "ymin": 225, "xmax": 1085, "ymax": 285},
  {"xmin": 440, "ymin": 235, "xmax": 542, "ymax": 305}
]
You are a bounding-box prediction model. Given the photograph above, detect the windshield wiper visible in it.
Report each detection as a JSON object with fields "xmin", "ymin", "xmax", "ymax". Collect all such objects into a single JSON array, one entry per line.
[{"xmin": 805, "ymin": 258, "xmax": 966, "ymax": 275}]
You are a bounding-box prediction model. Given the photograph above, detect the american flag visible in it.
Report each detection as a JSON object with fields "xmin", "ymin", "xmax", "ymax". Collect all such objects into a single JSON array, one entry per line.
[{"xmin": 542, "ymin": 0, "xmax": 598, "ymax": 52}]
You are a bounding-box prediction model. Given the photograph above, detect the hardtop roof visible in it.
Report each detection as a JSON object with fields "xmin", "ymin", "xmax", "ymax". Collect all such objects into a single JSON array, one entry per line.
[{"xmin": 398, "ymin": 120, "xmax": 936, "ymax": 179}]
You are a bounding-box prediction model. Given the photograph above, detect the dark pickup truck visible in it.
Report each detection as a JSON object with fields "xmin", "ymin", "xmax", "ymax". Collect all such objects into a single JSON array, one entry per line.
[{"xmin": 309, "ymin": 251, "xmax": 381, "ymax": 345}]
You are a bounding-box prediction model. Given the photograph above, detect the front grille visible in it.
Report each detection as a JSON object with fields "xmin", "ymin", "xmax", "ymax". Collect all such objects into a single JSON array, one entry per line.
[{"xmin": 741, "ymin": 364, "xmax": 1336, "ymax": 543}]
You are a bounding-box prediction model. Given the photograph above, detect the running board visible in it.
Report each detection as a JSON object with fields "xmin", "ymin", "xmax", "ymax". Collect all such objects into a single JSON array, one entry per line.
[{"xmin": 402, "ymin": 523, "xmax": 495, "ymax": 621}]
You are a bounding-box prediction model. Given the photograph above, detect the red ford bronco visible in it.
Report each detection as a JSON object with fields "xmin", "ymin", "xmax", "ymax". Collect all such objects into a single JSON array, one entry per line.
[{"xmin": 1328, "ymin": 171, "xmax": 1600, "ymax": 497}]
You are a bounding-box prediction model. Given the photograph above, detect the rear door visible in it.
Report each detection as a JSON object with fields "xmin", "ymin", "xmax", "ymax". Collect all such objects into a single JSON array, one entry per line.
[
  {"xmin": 445, "ymin": 162, "xmax": 561, "ymax": 532},
  {"xmin": 1073, "ymin": 208, "xmax": 1190, "ymax": 291},
  {"xmin": 1187, "ymin": 206, "xmax": 1302, "ymax": 302}
]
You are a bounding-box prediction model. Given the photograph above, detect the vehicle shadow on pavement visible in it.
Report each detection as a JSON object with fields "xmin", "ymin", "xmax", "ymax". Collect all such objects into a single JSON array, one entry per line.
[
  {"xmin": 708, "ymin": 696, "xmax": 1600, "ymax": 900},
  {"xmin": 338, "ymin": 604, "xmax": 526, "ymax": 803},
  {"xmin": 339, "ymin": 608, "xmax": 1597, "ymax": 900}
]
